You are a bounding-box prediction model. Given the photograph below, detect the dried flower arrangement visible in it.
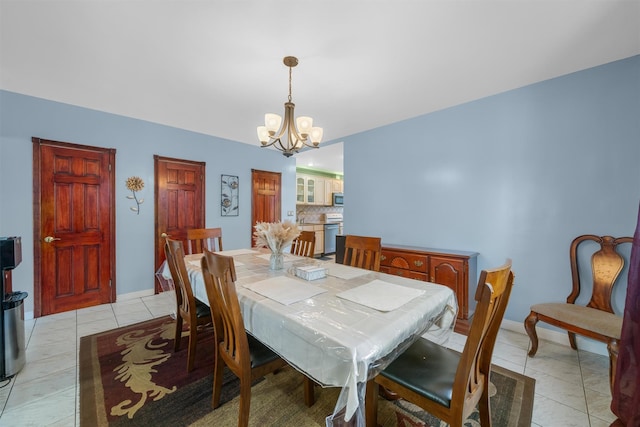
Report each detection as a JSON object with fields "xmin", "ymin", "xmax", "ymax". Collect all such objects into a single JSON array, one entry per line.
[
  {"xmin": 125, "ymin": 176, "xmax": 145, "ymax": 214},
  {"xmin": 253, "ymin": 221, "xmax": 300, "ymax": 254}
]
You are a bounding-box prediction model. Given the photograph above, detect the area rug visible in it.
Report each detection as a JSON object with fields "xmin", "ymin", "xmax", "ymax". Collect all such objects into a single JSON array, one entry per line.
[{"xmin": 80, "ymin": 316, "xmax": 535, "ymax": 426}]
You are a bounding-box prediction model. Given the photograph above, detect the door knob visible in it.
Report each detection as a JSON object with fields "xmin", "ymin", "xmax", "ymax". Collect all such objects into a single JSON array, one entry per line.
[
  {"xmin": 161, "ymin": 233, "xmax": 168, "ymax": 238},
  {"xmin": 44, "ymin": 236, "xmax": 61, "ymax": 243}
]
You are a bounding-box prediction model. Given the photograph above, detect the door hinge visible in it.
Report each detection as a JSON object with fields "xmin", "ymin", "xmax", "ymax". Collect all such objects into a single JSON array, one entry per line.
[{"xmin": 109, "ymin": 164, "xmax": 112, "ymax": 171}]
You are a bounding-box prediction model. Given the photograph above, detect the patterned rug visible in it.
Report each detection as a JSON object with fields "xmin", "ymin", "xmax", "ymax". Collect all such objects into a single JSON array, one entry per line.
[{"xmin": 80, "ymin": 316, "xmax": 535, "ymax": 426}]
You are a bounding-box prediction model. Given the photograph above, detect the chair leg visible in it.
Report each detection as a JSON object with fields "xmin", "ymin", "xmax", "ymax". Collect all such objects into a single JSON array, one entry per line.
[
  {"xmin": 607, "ymin": 339, "xmax": 619, "ymax": 395},
  {"xmin": 187, "ymin": 327, "xmax": 197, "ymax": 372},
  {"xmin": 303, "ymin": 376, "xmax": 316, "ymax": 407},
  {"xmin": 524, "ymin": 311, "xmax": 540, "ymax": 357},
  {"xmin": 568, "ymin": 331, "xmax": 578, "ymax": 350},
  {"xmin": 211, "ymin": 355, "xmax": 225, "ymax": 408},
  {"xmin": 174, "ymin": 317, "xmax": 183, "ymax": 352},
  {"xmin": 365, "ymin": 380, "xmax": 379, "ymax": 427},
  {"xmin": 238, "ymin": 375, "xmax": 252, "ymax": 427}
]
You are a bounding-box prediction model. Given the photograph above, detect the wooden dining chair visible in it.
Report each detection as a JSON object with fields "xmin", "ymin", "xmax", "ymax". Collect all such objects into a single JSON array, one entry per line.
[
  {"xmin": 344, "ymin": 235, "xmax": 382, "ymax": 272},
  {"xmin": 365, "ymin": 260, "xmax": 514, "ymax": 427},
  {"xmin": 290, "ymin": 230, "xmax": 316, "ymax": 257},
  {"xmin": 200, "ymin": 250, "xmax": 315, "ymax": 426},
  {"xmin": 186, "ymin": 227, "xmax": 223, "ymax": 254},
  {"xmin": 164, "ymin": 238, "xmax": 212, "ymax": 372},
  {"xmin": 524, "ymin": 234, "xmax": 633, "ymax": 393}
]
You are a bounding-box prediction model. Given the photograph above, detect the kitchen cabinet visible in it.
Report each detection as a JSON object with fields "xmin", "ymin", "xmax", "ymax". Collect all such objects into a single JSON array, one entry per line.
[
  {"xmin": 325, "ymin": 178, "xmax": 343, "ymax": 203},
  {"xmin": 300, "ymin": 224, "xmax": 324, "ymax": 256},
  {"xmin": 296, "ymin": 174, "xmax": 326, "ymax": 205},
  {"xmin": 380, "ymin": 244, "xmax": 478, "ymax": 334}
]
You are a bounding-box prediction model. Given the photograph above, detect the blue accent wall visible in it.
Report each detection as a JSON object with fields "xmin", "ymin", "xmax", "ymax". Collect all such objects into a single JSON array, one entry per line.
[
  {"xmin": 342, "ymin": 55, "xmax": 640, "ymax": 325},
  {"xmin": 0, "ymin": 91, "xmax": 296, "ymax": 314},
  {"xmin": 2, "ymin": 56, "xmax": 638, "ymax": 329}
]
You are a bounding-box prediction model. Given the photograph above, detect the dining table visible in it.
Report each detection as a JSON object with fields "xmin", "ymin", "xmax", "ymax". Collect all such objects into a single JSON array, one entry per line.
[{"xmin": 160, "ymin": 248, "xmax": 458, "ymax": 427}]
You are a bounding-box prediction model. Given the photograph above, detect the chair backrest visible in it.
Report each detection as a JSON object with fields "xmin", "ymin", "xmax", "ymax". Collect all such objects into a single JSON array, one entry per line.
[
  {"xmin": 164, "ymin": 238, "xmax": 198, "ymax": 322},
  {"xmin": 290, "ymin": 231, "xmax": 316, "ymax": 257},
  {"xmin": 568, "ymin": 235, "xmax": 633, "ymax": 313},
  {"xmin": 453, "ymin": 259, "xmax": 514, "ymax": 414},
  {"xmin": 200, "ymin": 249, "xmax": 247, "ymax": 373},
  {"xmin": 344, "ymin": 235, "xmax": 382, "ymax": 271},
  {"xmin": 186, "ymin": 227, "xmax": 223, "ymax": 254}
]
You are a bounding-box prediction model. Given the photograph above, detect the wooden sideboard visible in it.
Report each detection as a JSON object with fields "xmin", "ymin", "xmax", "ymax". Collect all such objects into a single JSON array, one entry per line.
[{"xmin": 380, "ymin": 244, "xmax": 478, "ymax": 335}]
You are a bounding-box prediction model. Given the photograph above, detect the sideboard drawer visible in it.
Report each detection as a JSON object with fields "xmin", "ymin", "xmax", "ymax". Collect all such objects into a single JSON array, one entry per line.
[
  {"xmin": 381, "ymin": 266, "xmax": 429, "ymax": 281},
  {"xmin": 380, "ymin": 249, "xmax": 429, "ymax": 273}
]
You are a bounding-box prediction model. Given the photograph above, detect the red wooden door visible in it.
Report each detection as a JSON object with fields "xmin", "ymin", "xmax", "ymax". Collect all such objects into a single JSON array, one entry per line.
[
  {"xmin": 154, "ymin": 156, "xmax": 205, "ymax": 292},
  {"xmin": 251, "ymin": 169, "xmax": 281, "ymax": 247},
  {"xmin": 33, "ymin": 138, "xmax": 115, "ymax": 316}
]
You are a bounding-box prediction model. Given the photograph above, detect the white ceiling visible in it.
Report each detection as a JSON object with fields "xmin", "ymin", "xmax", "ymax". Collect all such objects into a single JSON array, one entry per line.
[{"xmin": 1, "ymin": 1, "xmax": 639, "ymax": 174}]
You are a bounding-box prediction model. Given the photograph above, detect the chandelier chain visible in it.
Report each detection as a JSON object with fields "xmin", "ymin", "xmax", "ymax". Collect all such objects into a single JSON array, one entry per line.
[{"xmin": 288, "ymin": 65, "xmax": 293, "ymax": 103}]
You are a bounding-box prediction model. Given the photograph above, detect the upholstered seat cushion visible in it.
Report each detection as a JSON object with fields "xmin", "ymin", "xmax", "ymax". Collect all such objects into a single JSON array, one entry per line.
[
  {"xmin": 531, "ymin": 303, "xmax": 622, "ymax": 340},
  {"xmin": 194, "ymin": 298, "xmax": 212, "ymax": 318},
  {"xmin": 247, "ymin": 334, "xmax": 281, "ymax": 368},
  {"xmin": 380, "ymin": 337, "xmax": 461, "ymax": 408}
]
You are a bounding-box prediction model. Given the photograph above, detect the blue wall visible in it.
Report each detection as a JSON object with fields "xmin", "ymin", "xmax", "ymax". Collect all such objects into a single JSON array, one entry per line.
[
  {"xmin": 342, "ymin": 55, "xmax": 640, "ymax": 326},
  {"xmin": 2, "ymin": 55, "xmax": 638, "ymax": 330},
  {"xmin": 0, "ymin": 91, "xmax": 297, "ymax": 315}
]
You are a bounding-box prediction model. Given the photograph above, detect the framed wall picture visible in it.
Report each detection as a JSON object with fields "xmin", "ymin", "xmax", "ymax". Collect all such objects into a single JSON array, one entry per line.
[{"xmin": 221, "ymin": 174, "xmax": 239, "ymax": 216}]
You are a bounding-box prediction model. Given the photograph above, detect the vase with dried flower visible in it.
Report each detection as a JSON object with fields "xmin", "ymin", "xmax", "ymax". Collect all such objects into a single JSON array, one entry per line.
[
  {"xmin": 125, "ymin": 176, "xmax": 145, "ymax": 214},
  {"xmin": 253, "ymin": 221, "xmax": 300, "ymax": 270}
]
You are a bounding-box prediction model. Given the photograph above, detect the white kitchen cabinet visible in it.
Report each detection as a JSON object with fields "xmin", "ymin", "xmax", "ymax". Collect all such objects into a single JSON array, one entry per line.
[
  {"xmin": 325, "ymin": 178, "xmax": 343, "ymax": 204},
  {"xmin": 296, "ymin": 174, "xmax": 327, "ymax": 205}
]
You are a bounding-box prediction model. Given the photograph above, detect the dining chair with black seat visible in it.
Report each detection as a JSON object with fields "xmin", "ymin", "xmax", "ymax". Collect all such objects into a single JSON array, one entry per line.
[
  {"xmin": 524, "ymin": 234, "xmax": 633, "ymax": 393},
  {"xmin": 365, "ymin": 259, "xmax": 514, "ymax": 427},
  {"xmin": 164, "ymin": 238, "xmax": 213, "ymax": 372},
  {"xmin": 344, "ymin": 235, "xmax": 382, "ymax": 272},
  {"xmin": 200, "ymin": 249, "xmax": 316, "ymax": 426},
  {"xmin": 290, "ymin": 230, "xmax": 316, "ymax": 258},
  {"xmin": 186, "ymin": 227, "xmax": 223, "ymax": 254}
]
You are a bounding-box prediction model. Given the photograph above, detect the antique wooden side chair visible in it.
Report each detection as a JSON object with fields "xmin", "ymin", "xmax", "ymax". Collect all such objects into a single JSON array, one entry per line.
[
  {"xmin": 164, "ymin": 238, "xmax": 212, "ymax": 372},
  {"xmin": 366, "ymin": 260, "xmax": 514, "ymax": 427},
  {"xmin": 200, "ymin": 250, "xmax": 315, "ymax": 426},
  {"xmin": 344, "ymin": 235, "xmax": 382, "ymax": 272},
  {"xmin": 524, "ymin": 234, "xmax": 633, "ymax": 393},
  {"xmin": 186, "ymin": 227, "xmax": 223, "ymax": 254},
  {"xmin": 290, "ymin": 230, "xmax": 316, "ymax": 258}
]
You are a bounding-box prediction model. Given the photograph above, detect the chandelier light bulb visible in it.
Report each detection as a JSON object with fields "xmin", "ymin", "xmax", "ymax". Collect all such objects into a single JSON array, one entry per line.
[
  {"xmin": 265, "ymin": 114, "xmax": 282, "ymax": 134},
  {"xmin": 296, "ymin": 116, "xmax": 313, "ymax": 137}
]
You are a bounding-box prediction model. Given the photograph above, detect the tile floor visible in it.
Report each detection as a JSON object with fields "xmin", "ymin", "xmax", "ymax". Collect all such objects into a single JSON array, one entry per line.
[{"xmin": 0, "ymin": 292, "xmax": 617, "ymax": 426}]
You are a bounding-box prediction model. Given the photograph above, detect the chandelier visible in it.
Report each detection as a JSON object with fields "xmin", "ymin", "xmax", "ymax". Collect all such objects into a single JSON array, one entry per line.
[{"xmin": 257, "ymin": 56, "xmax": 323, "ymax": 157}]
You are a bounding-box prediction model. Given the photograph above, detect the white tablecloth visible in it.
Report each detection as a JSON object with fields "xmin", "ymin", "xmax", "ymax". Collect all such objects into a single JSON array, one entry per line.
[{"xmin": 161, "ymin": 250, "xmax": 457, "ymax": 426}]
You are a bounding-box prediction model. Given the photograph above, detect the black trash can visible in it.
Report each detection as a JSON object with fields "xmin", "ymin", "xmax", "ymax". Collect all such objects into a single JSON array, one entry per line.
[{"xmin": 3, "ymin": 291, "xmax": 27, "ymax": 377}]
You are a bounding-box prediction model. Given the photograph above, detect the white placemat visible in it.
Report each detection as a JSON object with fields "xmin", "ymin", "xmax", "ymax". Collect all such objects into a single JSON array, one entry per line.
[
  {"xmin": 215, "ymin": 248, "xmax": 259, "ymax": 256},
  {"xmin": 327, "ymin": 263, "xmax": 371, "ymax": 280},
  {"xmin": 336, "ymin": 279, "xmax": 425, "ymax": 312},
  {"xmin": 244, "ymin": 276, "xmax": 327, "ymax": 305}
]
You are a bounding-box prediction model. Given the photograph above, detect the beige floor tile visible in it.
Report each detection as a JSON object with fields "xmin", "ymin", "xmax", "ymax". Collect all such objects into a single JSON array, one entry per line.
[
  {"xmin": 532, "ymin": 394, "xmax": 591, "ymax": 427},
  {"xmin": 0, "ymin": 385, "xmax": 75, "ymax": 426},
  {"xmin": 6, "ymin": 367, "xmax": 76, "ymax": 409},
  {"xmin": 585, "ymin": 388, "xmax": 616, "ymax": 424}
]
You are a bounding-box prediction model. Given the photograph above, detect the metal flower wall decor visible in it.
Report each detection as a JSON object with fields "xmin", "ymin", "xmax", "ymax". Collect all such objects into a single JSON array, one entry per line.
[
  {"xmin": 221, "ymin": 174, "xmax": 239, "ymax": 216},
  {"xmin": 125, "ymin": 176, "xmax": 144, "ymax": 214}
]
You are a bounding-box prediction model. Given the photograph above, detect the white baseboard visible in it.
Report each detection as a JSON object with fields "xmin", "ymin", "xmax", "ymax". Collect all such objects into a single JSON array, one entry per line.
[
  {"xmin": 501, "ymin": 318, "xmax": 609, "ymax": 357},
  {"xmin": 23, "ymin": 289, "xmax": 157, "ymax": 321},
  {"xmin": 115, "ymin": 289, "xmax": 156, "ymax": 301}
]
